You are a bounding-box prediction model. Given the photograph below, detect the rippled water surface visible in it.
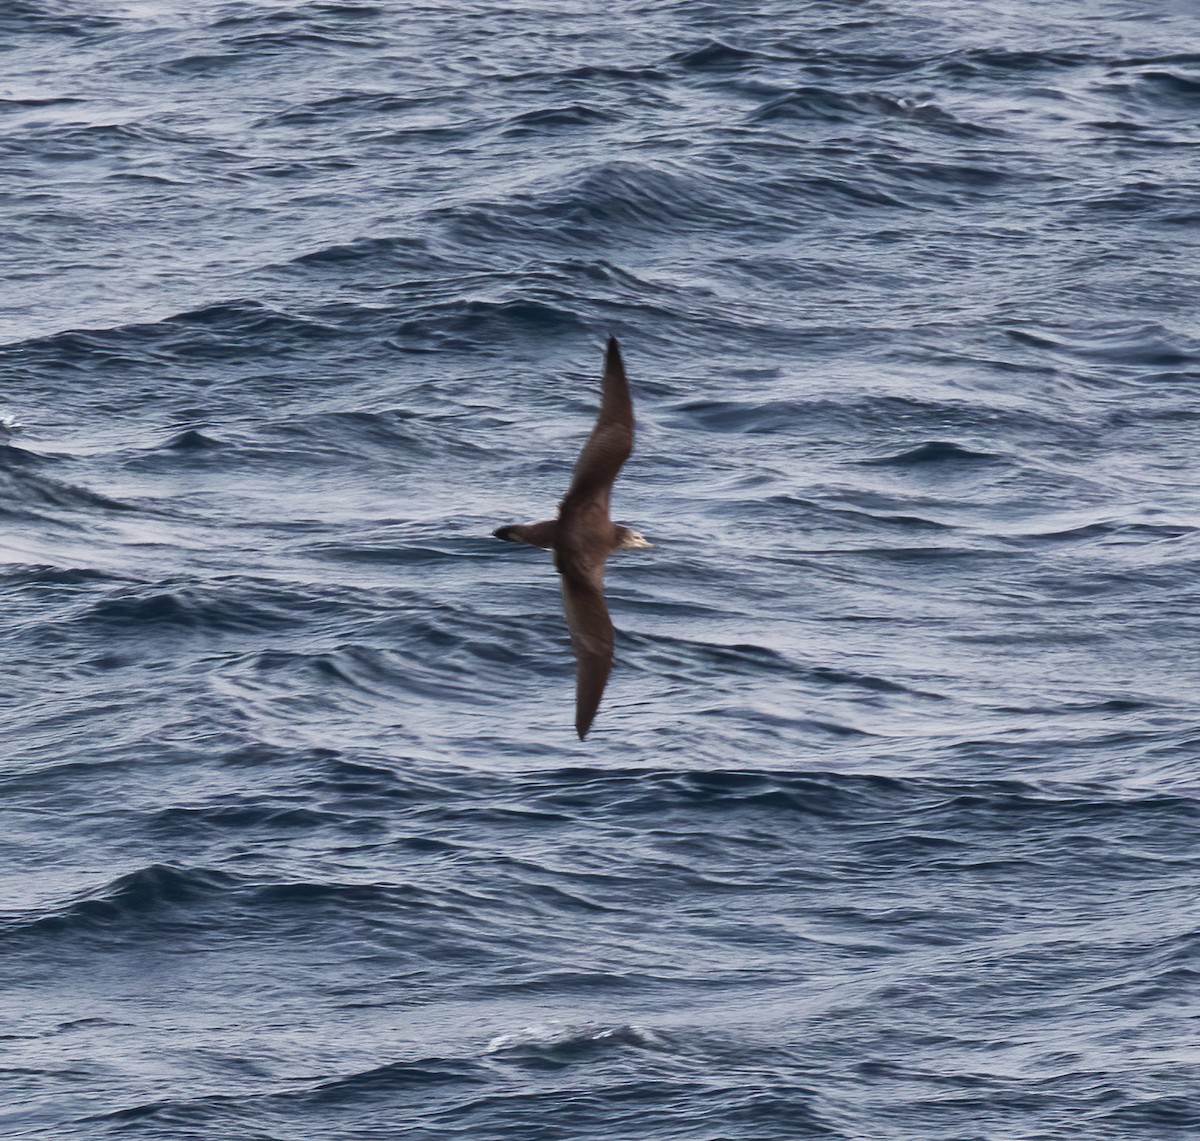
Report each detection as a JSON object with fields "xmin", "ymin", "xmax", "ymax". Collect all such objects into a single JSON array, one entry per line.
[{"xmin": 4, "ymin": 2, "xmax": 1200, "ymax": 1137}]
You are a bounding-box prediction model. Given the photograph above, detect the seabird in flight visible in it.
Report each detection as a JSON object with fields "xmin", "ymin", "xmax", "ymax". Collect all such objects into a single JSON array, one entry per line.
[{"xmin": 493, "ymin": 337, "xmax": 650, "ymax": 739}]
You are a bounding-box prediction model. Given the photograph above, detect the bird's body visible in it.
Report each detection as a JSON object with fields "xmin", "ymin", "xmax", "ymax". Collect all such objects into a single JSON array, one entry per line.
[{"xmin": 493, "ymin": 337, "xmax": 649, "ymax": 739}]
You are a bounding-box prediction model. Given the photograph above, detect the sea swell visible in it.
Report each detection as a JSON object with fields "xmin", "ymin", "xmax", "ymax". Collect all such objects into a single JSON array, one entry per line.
[{"xmin": 4, "ymin": 0, "xmax": 1200, "ymax": 1138}]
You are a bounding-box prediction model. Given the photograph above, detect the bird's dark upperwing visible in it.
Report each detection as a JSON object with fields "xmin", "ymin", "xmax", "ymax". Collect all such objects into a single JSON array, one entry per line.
[
  {"xmin": 561, "ymin": 336, "xmax": 634, "ymax": 513},
  {"xmin": 560, "ymin": 562, "xmax": 614, "ymax": 740}
]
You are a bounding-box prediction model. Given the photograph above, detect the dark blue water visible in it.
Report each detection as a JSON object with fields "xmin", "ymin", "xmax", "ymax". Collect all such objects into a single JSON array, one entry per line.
[{"xmin": 4, "ymin": 2, "xmax": 1200, "ymax": 1137}]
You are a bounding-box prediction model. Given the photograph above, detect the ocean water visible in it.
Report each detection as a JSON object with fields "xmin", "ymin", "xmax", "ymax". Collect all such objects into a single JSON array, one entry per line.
[{"xmin": 3, "ymin": 1, "xmax": 1200, "ymax": 1137}]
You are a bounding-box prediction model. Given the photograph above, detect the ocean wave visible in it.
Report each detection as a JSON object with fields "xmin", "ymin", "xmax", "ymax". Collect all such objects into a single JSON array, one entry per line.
[
  {"xmin": 670, "ymin": 397, "xmax": 812, "ymax": 435},
  {"xmin": 286, "ymin": 232, "xmax": 435, "ymax": 270},
  {"xmin": 160, "ymin": 428, "xmax": 225, "ymax": 452},
  {"xmin": 668, "ymin": 38, "xmax": 769, "ymax": 71},
  {"xmin": 1006, "ymin": 322, "xmax": 1199, "ymax": 367},
  {"xmin": 486, "ymin": 1020, "xmax": 668, "ymax": 1060},
  {"xmin": 0, "ymin": 0, "xmax": 118, "ymax": 38},
  {"xmin": 1097, "ymin": 1095, "xmax": 1200, "ymax": 1132},
  {"xmin": 5, "ymin": 3, "xmax": 1200, "ymax": 1137},
  {"xmin": 160, "ymin": 22, "xmax": 387, "ymax": 75},
  {"xmin": 860, "ymin": 441, "xmax": 1001, "ymax": 466},
  {"xmin": 144, "ymin": 802, "xmax": 340, "ymax": 839},
  {"xmin": 2, "ymin": 119, "xmax": 195, "ymax": 162},
  {"xmin": 748, "ymin": 85, "xmax": 999, "ymax": 137},
  {"xmin": 0, "ymin": 93, "xmax": 86, "ymax": 111},
  {"xmin": 797, "ymin": 500, "xmax": 957, "ymax": 533},
  {"xmin": 498, "ymin": 103, "xmax": 618, "ymax": 136},
  {"xmin": 256, "ymin": 406, "xmax": 430, "ymax": 461},
  {"xmin": 619, "ymin": 630, "xmax": 941, "ymax": 700},
  {"xmin": 1122, "ymin": 66, "xmax": 1200, "ymax": 105},
  {"xmin": 3, "ymin": 300, "xmax": 349, "ymax": 366},
  {"xmin": 0, "ymin": 444, "xmax": 138, "ymax": 521},
  {"xmin": 512, "ymin": 766, "xmax": 913, "ymax": 821},
  {"xmin": 386, "ymin": 296, "xmax": 588, "ymax": 352},
  {"xmin": 667, "ymin": 391, "xmax": 1009, "ymax": 439},
  {"xmin": 7, "ymin": 864, "xmax": 235, "ymax": 939},
  {"xmin": 261, "ymin": 89, "xmax": 432, "ymax": 128},
  {"xmin": 1013, "ymin": 518, "xmax": 1197, "ymax": 544},
  {"xmin": 432, "ymin": 159, "xmax": 739, "ymax": 246},
  {"xmin": 80, "ymin": 579, "xmax": 319, "ymax": 635},
  {"xmin": 80, "ymin": 1054, "xmax": 492, "ymax": 1128},
  {"xmin": 549, "ymin": 62, "xmax": 670, "ymax": 83},
  {"xmin": 0, "ymin": 563, "xmax": 126, "ymax": 589},
  {"xmin": 938, "ymin": 47, "xmax": 1093, "ymax": 76}
]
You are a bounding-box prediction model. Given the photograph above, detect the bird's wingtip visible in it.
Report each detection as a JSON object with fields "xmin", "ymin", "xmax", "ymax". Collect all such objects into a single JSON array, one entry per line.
[{"xmin": 603, "ymin": 336, "xmax": 626, "ymax": 384}]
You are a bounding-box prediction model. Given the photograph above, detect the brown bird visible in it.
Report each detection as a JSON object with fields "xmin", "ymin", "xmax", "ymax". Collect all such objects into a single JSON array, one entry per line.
[{"xmin": 493, "ymin": 337, "xmax": 651, "ymax": 739}]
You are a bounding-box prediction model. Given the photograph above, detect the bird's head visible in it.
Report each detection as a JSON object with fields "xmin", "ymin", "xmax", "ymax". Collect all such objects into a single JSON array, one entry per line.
[{"xmin": 615, "ymin": 527, "xmax": 653, "ymax": 550}]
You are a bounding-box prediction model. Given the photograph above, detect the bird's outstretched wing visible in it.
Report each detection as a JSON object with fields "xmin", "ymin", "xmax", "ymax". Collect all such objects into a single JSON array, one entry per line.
[
  {"xmin": 560, "ymin": 566, "xmax": 614, "ymax": 740},
  {"xmin": 561, "ymin": 337, "xmax": 634, "ymax": 514}
]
